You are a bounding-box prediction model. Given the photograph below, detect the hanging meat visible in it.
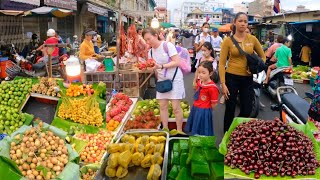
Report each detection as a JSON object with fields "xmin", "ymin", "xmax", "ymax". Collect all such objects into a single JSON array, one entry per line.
[
  {"xmin": 120, "ymin": 25, "xmax": 127, "ymax": 58},
  {"xmin": 127, "ymin": 24, "xmax": 138, "ymax": 57}
]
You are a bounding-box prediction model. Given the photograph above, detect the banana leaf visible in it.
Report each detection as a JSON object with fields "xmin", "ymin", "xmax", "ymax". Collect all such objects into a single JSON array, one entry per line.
[
  {"xmin": 80, "ymin": 163, "xmax": 101, "ymax": 174},
  {"xmin": 220, "ymin": 118, "xmax": 320, "ymax": 179},
  {"xmin": 56, "ymin": 162, "xmax": 80, "ymax": 180},
  {"xmin": 23, "ymin": 113, "xmax": 34, "ymax": 125},
  {"xmin": 71, "ymin": 137, "xmax": 89, "ymax": 154},
  {"xmin": 0, "ymin": 124, "xmax": 80, "ymax": 180},
  {"xmin": 51, "ymin": 117, "xmax": 100, "ymax": 134}
]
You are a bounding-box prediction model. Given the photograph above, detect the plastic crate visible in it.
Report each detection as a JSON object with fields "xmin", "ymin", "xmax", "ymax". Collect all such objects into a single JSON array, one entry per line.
[{"xmin": 85, "ymin": 72, "xmax": 115, "ymax": 84}]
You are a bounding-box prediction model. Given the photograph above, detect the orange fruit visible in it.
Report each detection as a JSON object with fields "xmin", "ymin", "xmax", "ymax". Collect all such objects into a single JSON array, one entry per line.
[{"xmin": 108, "ymin": 127, "xmax": 114, "ymax": 131}]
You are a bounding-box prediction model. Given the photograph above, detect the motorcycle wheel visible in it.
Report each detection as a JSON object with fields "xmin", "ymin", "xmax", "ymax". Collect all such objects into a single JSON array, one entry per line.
[{"xmin": 250, "ymin": 95, "xmax": 260, "ymax": 118}]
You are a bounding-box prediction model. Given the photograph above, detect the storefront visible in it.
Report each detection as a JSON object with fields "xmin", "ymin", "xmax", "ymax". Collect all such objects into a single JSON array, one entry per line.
[
  {"xmin": 43, "ymin": 0, "xmax": 77, "ymax": 41},
  {"xmin": 0, "ymin": 0, "xmax": 40, "ymax": 51}
]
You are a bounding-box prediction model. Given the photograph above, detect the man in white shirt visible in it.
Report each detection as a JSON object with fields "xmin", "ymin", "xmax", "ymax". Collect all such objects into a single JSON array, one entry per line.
[{"xmin": 211, "ymin": 28, "xmax": 222, "ymax": 48}]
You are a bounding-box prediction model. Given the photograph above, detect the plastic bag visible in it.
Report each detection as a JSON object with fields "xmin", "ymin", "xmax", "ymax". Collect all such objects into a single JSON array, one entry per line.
[{"xmin": 85, "ymin": 59, "xmax": 101, "ymax": 72}]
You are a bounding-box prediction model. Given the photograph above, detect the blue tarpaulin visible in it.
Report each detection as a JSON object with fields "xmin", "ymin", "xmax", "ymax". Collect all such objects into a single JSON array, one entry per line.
[{"xmin": 289, "ymin": 20, "xmax": 320, "ymax": 25}]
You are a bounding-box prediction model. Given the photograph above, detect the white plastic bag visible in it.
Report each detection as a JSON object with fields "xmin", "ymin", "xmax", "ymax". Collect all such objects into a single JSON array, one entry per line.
[{"xmin": 85, "ymin": 59, "xmax": 101, "ymax": 72}]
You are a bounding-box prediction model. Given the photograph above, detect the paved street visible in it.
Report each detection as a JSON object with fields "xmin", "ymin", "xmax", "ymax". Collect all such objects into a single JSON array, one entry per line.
[{"xmin": 145, "ymin": 72, "xmax": 313, "ymax": 146}]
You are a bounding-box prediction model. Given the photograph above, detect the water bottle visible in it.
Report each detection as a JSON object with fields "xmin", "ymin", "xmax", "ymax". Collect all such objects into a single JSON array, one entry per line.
[{"xmin": 111, "ymin": 89, "xmax": 117, "ymax": 97}]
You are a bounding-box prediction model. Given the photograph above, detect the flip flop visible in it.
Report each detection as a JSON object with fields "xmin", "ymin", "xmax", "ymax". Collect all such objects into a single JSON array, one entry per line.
[{"xmin": 162, "ymin": 127, "xmax": 170, "ymax": 133}]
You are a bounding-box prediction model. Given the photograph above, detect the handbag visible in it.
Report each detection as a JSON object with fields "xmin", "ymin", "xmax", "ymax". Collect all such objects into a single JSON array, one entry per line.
[
  {"xmin": 156, "ymin": 67, "xmax": 178, "ymax": 93},
  {"xmin": 230, "ymin": 36, "xmax": 266, "ymax": 74}
]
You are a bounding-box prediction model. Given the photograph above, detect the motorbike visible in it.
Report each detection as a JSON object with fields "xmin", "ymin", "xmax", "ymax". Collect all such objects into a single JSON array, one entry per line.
[
  {"xmin": 263, "ymin": 66, "xmax": 294, "ymax": 99},
  {"xmin": 6, "ymin": 49, "xmax": 66, "ymax": 80},
  {"xmin": 271, "ymin": 86, "xmax": 309, "ymax": 124},
  {"xmin": 236, "ymin": 71, "xmax": 266, "ymax": 118},
  {"xmin": 251, "ymin": 71, "xmax": 267, "ymax": 117}
]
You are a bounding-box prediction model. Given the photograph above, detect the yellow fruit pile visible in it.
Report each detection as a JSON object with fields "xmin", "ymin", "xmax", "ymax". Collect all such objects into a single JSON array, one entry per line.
[{"xmin": 58, "ymin": 97, "xmax": 103, "ymax": 127}]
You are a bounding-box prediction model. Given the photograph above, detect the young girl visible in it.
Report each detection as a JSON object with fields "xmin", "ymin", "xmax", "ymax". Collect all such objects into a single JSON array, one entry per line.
[
  {"xmin": 193, "ymin": 42, "xmax": 217, "ymax": 87},
  {"xmin": 185, "ymin": 61, "xmax": 219, "ymax": 136}
]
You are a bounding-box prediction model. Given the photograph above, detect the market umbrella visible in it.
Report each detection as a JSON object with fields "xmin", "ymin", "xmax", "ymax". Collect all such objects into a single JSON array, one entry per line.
[
  {"xmin": 0, "ymin": 10, "xmax": 24, "ymax": 16},
  {"xmin": 218, "ymin": 23, "xmax": 232, "ymax": 33},
  {"xmin": 160, "ymin": 22, "xmax": 176, "ymax": 28},
  {"xmin": 25, "ymin": 7, "xmax": 73, "ymax": 18}
]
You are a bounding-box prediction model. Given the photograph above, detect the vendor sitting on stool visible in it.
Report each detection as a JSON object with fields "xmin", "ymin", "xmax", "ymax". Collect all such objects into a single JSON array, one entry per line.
[{"xmin": 79, "ymin": 29, "xmax": 103, "ymax": 81}]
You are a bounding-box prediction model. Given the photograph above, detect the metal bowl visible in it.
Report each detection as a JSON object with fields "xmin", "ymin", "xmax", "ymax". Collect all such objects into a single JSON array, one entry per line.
[{"xmin": 101, "ymin": 51, "xmax": 114, "ymax": 57}]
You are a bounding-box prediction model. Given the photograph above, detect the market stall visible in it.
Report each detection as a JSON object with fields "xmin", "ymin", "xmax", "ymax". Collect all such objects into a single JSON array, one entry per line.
[{"xmin": 4, "ymin": 73, "xmax": 320, "ymax": 180}]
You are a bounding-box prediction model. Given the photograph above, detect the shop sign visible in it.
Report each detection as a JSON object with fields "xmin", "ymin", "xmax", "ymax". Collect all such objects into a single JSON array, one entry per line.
[
  {"xmin": 44, "ymin": 0, "xmax": 77, "ymax": 11},
  {"xmin": 1, "ymin": 0, "xmax": 39, "ymax": 10},
  {"xmin": 87, "ymin": 3, "xmax": 108, "ymax": 17},
  {"xmin": 10, "ymin": 0, "xmax": 40, "ymax": 6}
]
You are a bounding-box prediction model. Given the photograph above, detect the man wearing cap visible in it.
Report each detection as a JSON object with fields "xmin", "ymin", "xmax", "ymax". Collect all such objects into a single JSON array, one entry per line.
[{"xmin": 210, "ymin": 28, "xmax": 222, "ymax": 48}]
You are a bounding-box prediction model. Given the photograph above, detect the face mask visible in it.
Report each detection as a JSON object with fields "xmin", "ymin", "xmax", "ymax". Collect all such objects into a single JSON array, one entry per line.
[{"xmin": 203, "ymin": 28, "xmax": 209, "ymax": 33}]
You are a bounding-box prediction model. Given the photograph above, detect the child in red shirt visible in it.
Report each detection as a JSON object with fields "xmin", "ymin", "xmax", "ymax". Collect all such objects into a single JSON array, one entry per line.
[{"xmin": 185, "ymin": 61, "xmax": 219, "ymax": 136}]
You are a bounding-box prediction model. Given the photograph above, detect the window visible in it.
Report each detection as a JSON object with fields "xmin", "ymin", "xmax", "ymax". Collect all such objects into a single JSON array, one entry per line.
[{"xmin": 216, "ymin": 16, "xmax": 219, "ymax": 18}]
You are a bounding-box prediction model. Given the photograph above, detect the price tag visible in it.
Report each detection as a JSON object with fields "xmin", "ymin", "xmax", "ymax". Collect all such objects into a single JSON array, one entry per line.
[{"xmin": 284, "ymin": 78, "xmax": 294, "ymax": 86}]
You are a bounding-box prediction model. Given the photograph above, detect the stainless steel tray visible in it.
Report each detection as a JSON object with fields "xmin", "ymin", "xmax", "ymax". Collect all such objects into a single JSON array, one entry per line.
[
  {"xmin": 167, "ymin": 137, "xmax": 189, "ymax": 177},
  {"xmin": 95, "ymin": 130, "xmax": 170, "ymax": 180}
]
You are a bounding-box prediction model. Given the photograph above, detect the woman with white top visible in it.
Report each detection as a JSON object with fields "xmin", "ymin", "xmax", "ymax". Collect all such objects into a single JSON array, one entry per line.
[
  {"xmin": 194, "ymin": 22, "xmax": 215, "ymax": 70},
  {"xmin": 143, "ymin": 28, "xmax": 185, "ymax": 133}
]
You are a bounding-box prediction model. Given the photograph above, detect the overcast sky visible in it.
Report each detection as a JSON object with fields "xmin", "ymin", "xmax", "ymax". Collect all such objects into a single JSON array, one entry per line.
[{"xmin": 168, "ymin": 0, "xmax": 320, "ymax": 11}]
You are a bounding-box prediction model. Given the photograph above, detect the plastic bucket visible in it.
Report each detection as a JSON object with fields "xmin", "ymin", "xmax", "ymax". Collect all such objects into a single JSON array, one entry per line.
[{"xmin": 0, "ymin": 57, "xmax": 9, "ymax": 79}]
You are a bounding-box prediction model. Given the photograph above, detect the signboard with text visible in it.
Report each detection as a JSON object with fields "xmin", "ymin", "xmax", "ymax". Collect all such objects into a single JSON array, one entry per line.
[
  {"xmin": 10, "ymin": 0, "xmax": 40, "ymax": 6},
  {"xmin": 44, "ymin": 0, "xmax": 77, "ymax": 11},
  {"xmin": 87, "ymin": 3, "xmax": 108, "ymax": 17}
]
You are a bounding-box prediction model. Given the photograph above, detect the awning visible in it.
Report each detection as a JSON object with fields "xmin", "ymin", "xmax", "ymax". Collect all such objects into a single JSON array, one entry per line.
[
  {"xmin": 87, "ymin": 3, "xmax": 108, "ymax": 17},
  {"xmin": 26, "ymin": 6, "xmax": 73, "ymax": 18},
  {"xmin": 160, "ymin": 22, "xmax": 175, "ymax": 28},
  {"xmin": 44, "ymin": 0, "xmax": 77, "ymax": 11},
  {"xmin": 289, "ymin": 20, "xmax": 320, "ymax": 25},
  {"xmin": 218, "ymin": 23, "xmax": 232, "ymax": 32},
  {"xmin": 0, "ymin": 10, "xmax": 24, "ymax": 16}
]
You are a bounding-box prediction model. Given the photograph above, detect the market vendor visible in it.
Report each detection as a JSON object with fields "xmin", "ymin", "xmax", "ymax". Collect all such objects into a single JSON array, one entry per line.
[{"xmin": 79, "ymin": 29, "xmax": 102, "ymax": 61}]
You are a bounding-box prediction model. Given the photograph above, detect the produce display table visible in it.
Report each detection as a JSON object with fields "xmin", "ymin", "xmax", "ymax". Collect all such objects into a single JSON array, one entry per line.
[{"xmin": 84, "ymin": 68, "xmax": 154, "ymax": 98}]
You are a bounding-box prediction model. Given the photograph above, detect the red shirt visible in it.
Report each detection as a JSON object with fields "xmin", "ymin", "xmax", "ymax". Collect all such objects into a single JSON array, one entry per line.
[
  {"xmin": 194, "ymin": 80, "xmax": 219, "ymax": 108},
  {"xmin": 45, "ymin": 37, "xmax": 59, "ymax": 57}
]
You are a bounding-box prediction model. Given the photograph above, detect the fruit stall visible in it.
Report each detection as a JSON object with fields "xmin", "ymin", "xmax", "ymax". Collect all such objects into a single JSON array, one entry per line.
[{"xmin": 4, "ymin": 75, "xmax": 320, "ymax": 180}]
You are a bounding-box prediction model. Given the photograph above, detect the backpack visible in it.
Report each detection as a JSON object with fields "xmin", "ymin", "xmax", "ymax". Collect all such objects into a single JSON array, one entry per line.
[
  {"xmin": 151, "ymin": 42, "xmax": 191, "ymax": 75},
  {"xmin": 309, "ymin": 70, "xmax": 320, "ymax": 121}
]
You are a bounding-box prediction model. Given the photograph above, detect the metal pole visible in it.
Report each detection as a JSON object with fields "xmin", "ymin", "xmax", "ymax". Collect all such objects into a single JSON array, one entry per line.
[
  {"xmin": 48, "ymin": 54, "xmax": 52, "ymax": 77},
  {"xmin": 115, "ymin": 0, "xmax": 122, "ymax": 90}
]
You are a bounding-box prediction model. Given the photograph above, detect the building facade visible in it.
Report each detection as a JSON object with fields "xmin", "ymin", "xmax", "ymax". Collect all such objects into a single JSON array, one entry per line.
[
  {"xmin": 233, "ymin": 2, "xmax": 249, "ymax": 14},
  {"xmin": 155, "ymin": 0, "xmax": 167, "ymax": 8},
  {"xmin": 184, "ymin": 8, "xmax": 222, "ymax": 27},
  {"xmin": 181, "ymin": 0, "xmax": 224, "ymax": 23},
  {"xmin": 172, "ymin": 8, "xmax": 182, "ymax": 27},
  {"xmin": 248, "ymin": 0, "xmax": 273, "ymax": 17}
]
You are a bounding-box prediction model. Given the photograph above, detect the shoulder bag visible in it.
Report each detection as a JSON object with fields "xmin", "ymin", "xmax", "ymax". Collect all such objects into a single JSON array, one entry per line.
[
  {"xmin": 151, "ymin": 46, "xmax": 179, "ymax": 93},
  {"xmin": 230, "ymin": 35, "xmax": 266, "ymax": 74}
]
